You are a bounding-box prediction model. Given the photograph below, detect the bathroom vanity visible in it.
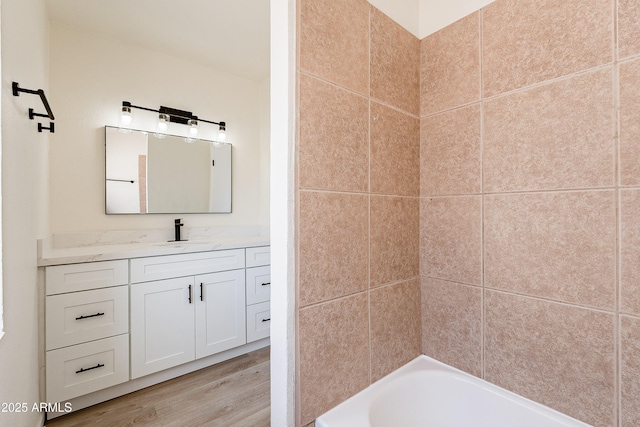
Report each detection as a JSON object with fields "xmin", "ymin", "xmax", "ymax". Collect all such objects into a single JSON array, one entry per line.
[{"xmin": 38, "ymin": 234, "xmax": 270, "ymax": 417}]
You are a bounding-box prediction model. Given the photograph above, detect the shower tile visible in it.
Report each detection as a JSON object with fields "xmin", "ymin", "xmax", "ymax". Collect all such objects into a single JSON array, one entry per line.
[
  {"xmin": 420, "ymin": 196, "xmax": 482, "ymax": 285},
  {"xmin": 482, "ymin": 0, "xmax": 612, "ymax": 97},
  {"xmin": 619, "ymin": 0, "xmax": 640, "ymax": 59},
  {"xmin": 420, "ymin": 12, "xmax": 480, "ymax": 116},
  {"xmin": 299, "ymin": 191, "xmax": 369, "ymax": 307},
  {"xmin": 370, "ymin": 196, "xmax": 419, "ymax": 288},
  {"xmin": 370, "ymin": 102, "xmax": 420, "ymax": 196},
  {"xmin": 483, "ymin": 68, "xmax": 615, "ymax": 193},
  {"xmin": 299, "ymin": 0, "xmax": 369, "ymax": 95},
  {"xmin": 370, "ymin": 7, "xmax": 420, "ymax": 115},
  {"xmin": 370, "ymin": 279, "xmax": 421, "ymax": 381},
  {"xmin": 621, "ymin": 315, "xmax": 640, "ymax": 427},
  {"xmin": 299, "ymin": 74, "xmax": 369, "ymax": 192},
  {"xmin": 621, "ymin": 189, "xmax": 640, "ymax": 316},
  {"xmin": 485, "ymin": 291, "xmax": 616, "ymax": 427},
  {"xmin": 484, "ymin": 191, "xmax": 616, "ymax": 309},
  {"xmin": 421, "ymin": 277, "xmax": 482, "ymax": 377},
  {"xmin": 620, "ymin": 59, "xmax": 640, "ymax": 186},
  {"xmin": 299, "ymin": 293, "xmax": 370, "ymax": 425},
  {"xmin": 421, "ymin": 104, "xmax": 481, "ymax": 196}
]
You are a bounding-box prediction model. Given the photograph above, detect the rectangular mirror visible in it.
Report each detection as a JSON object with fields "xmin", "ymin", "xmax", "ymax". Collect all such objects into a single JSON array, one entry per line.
[{"xmin": 105, "ymin": 126, "xmax": 231, "ymax": 214}]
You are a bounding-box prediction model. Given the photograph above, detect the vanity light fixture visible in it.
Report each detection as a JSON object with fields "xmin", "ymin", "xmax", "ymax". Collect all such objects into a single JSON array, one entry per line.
[{"xmin": 118, "ymin": 101, "xmax": 227, "ymax": 142}]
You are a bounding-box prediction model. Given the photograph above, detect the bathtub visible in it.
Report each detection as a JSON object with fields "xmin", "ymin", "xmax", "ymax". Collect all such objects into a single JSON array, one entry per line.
[{"xmin": 316, "ymin": 355, "xmax": 591, "ymax": 427}]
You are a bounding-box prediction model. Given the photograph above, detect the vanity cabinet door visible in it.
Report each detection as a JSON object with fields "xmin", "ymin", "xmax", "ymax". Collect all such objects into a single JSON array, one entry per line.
[
  {"xmin": 195, "ymin": 270, "xmax": 246, "ymax": 359},
  {"xmin": 130, "ymin": 277, "xmax": 196, "ymax": 379}
]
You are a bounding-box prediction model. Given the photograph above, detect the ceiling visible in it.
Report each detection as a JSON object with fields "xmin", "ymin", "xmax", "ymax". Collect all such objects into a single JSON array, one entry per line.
[{"xmin": 45, "ymin": 0, "xmax": 270, "ymax": 82}]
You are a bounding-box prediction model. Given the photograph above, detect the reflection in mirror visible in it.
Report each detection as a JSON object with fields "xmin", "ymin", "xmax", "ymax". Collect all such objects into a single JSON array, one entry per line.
[{"xmin": 105, "ymin": 126, "xmax": 231, "ymax": 214}]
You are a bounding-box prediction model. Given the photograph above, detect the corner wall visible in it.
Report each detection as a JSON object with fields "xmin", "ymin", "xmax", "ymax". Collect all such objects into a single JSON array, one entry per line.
[
  {"xmin": 295, "ymin": 0, "xmax": 421, "ymax": 424},
  {"xmin": 0, "ymin": 0, "xmax": 49, "ymax": 425},
  {"xmin": 420, "ymin": 1, "xmax": 640, "ymax": 426}
]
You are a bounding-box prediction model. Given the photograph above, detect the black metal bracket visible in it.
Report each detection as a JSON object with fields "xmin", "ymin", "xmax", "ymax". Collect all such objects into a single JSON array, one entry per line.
[
  {"xmin": 13, "ymin": 82, "xmax": 55, "ymax": 133},
  {"xmin": 38, "ymin": 122, "xmax": 54, "ymax": 133}
]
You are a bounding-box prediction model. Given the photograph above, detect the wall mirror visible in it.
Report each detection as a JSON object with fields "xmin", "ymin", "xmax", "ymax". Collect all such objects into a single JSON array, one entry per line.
[{"xmin": 105, "ymin": 126, "xmax": 231, "ymax": 214}]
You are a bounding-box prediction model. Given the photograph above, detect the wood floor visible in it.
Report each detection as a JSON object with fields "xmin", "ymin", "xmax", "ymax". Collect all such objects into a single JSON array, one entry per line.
[{"xmin": 45, "ymin": 347, "xmax": 270, "ymax": 427}]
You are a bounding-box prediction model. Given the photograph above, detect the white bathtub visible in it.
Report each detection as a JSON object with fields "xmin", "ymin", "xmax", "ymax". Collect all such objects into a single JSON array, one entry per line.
[{"xmin": 316, "ymin": 355, "xmax": 592, "ymax": 427}]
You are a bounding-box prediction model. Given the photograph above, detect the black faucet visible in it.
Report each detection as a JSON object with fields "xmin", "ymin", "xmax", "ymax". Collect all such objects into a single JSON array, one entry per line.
[{"xmin": 173, "ymin": 218, "xmax": 186, "ymax": 242}]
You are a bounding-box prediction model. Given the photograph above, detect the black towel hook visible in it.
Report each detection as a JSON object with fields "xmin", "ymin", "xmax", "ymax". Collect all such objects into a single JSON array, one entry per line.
[{"xmin": 12, "ymin": 81, "xmax": 55, "ymax": 133}]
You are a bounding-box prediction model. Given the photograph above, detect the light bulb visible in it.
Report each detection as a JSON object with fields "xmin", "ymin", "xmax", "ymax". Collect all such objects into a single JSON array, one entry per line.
[
  {"xmin": 119, "ymin": 106, "xmax": 132, "ymax": 127},
  {"xmin": 157, "ymin": 113, "xmax": 169, "ymax": 134},
  {"xmin": 188, "ymin": 119, "xmax": 199, "ymax": 138},
  {"xmin": 218, "ymin": 122, "xmax": 226, "ymax": 142}
]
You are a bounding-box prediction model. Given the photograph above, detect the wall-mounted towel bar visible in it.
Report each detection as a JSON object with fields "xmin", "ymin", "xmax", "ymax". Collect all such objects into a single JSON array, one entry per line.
[
  {"xmin": 12, "ymin": 81, "xmax": 55, "ymax": 133},
  {"xmin": 106, "ymin": 179, "xmax": 135, "ymax": 184}
]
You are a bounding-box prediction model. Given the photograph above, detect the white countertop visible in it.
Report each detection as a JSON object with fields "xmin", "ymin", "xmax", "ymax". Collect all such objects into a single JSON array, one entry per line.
[{"xmin": 38, "ymin": 233, "xmax": 270, "ymax": 267}]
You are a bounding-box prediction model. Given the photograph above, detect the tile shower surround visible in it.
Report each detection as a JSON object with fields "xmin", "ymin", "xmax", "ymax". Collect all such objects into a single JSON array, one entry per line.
[{"xmin": 297, "ymin": 0, "xmax": 640, "ymax": 426}]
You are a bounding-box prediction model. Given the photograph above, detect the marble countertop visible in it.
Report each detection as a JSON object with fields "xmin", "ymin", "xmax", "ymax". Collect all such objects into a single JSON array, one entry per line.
[{"xmin": 38, "ymin": 230, "xmax": 270, "ymax": 267}]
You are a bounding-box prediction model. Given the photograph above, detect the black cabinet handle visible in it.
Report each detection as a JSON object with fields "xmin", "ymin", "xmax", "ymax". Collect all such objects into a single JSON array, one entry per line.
[
  {"xmin": 188, "ymin": 285, "xmax": 192, "ymax": 304},
  {"xmin": 261, "ymin": 282, "xmax": 270, "ymax": 286},
  {"xmin": 75, "ymin": 312, "xmax": 105, "ymax": 320},
  {"xmin": 75, "ymin": 363, "xmax": 104, "ymax": 374},
  {"xmin": 261, "ymin": 318, "xmax": 271, "ymax": 322},
  {"xmin": 200, "ymin": 283, "xmax": 204, "ymax": 301}
]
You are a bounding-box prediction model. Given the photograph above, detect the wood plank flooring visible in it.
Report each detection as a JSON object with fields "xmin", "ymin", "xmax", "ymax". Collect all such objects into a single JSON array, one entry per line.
[{"xmin": 45, "ymin": 347, "xmax": 270, "ymax": 427}]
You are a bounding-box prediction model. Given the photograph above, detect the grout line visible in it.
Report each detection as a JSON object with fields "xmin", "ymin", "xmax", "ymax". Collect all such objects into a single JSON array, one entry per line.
[
  {"xmin": 478, "ymin": 6, "xmax": 486, "ymax": 381},
  {"xmin": 613, "ymin": 0, "xmax": 622, "ymax": 423},
  {"xmin": 421, "ymin": 62, "xmax": 617, "ymax": 120},
  {"xmin": 367, "ymin": 3, "xmax": 373, "ymax": 387},
  {"xmin": 298, "ymin": 70, "xmax": 369, "ymax": 100}
]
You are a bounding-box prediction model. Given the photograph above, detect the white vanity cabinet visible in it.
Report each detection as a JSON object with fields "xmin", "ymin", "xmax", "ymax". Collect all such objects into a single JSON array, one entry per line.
[
  {"xmin": 130, "ymin": 249, "xmax": 247, "ymax": 379},
  {"xmin": 245, "ymin": 246, "xmax": 271, "ymax": 343},
  {"xmin": 44, "ymin": 260, "xmax": 130, "ymax": 404},
  {"xmin": 41, "ymin": 242, "xmax": 270, "ymax": 413}
]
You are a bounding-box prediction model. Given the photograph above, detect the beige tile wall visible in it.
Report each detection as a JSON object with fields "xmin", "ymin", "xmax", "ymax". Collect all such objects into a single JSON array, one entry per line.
[
  {"xmin": 297, "ymin": 0, "xmax": 421, "ymax": 425},
  {"xmin": 420, "ymin": 1, "xmax": 640, "ymax": 426},
  {"xmin": 297, "ymin": 0, "xmax": 640, "ymax": 426}
]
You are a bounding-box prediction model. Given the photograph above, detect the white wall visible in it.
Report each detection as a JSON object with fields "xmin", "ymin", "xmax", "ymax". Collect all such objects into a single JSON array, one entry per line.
[
  {"xmin": 0, "ymin": 0, "xmax": 49, "ymax": 425},
  {"xmin": 370, "ymin": 0, "xmax": 498, "ymax": 39},
  {"xmin": 48, "ymin": 24, "xmax": 267, "ymax": 234},
  {"xmin": 419, "ymin": 0, "xmax": 497, "ymax": 38},
  {"xmin": 368, "ymin": 0, "xmax": 420, "ymax": 37}
]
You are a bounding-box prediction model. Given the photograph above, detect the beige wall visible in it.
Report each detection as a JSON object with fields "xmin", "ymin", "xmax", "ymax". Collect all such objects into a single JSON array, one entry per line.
[
  {"xmin": 421, "ymin": 1, "xmax": 640, "ymax": 426},
  {"xmin": 296, "ymin": 1, "xmax": 421, "ymax": 425},
  {"xmin": 297, "ymin": 0, "xmax": 640, "ymax": 426},
  {"xmin": 0, "ymin": 0, "xmax": 49, "ymax": 425},
  {"xmin": 48, "ymin": 24, "xmax": 268, "ymax": 234}
]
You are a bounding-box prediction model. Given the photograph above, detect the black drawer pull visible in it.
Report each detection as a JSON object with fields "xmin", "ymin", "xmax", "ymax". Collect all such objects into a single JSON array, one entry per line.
[
  {"xmin": 188, "ymin": 285, "xmax": 192, "ymax": 304},
  {"xmin": 75, "ymin": 312, "xmax": 105, "ymax": 320},
  {"xmin": 261, "ymin": 282, "xmax": 271, "ymax": 286},
  {"xmin": 261, "ymin": 318, "xmax": 271, "ymax": 322},
  {"xmin": 75, "ymin": 363, "xmax": 104, "ymax": 374}
]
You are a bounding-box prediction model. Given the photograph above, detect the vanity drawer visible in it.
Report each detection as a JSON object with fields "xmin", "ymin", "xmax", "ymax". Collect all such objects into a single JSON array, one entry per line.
[
  {"xmin": 130, "ymin": 249, "xmax": 245, "ymax": 283},
  {"xmin": 246, "ymin": 266, "xmax": 270, "ymax": 305},
  {"xmin": 246, "ymin": 302, "xmax": 270, "ymax": 343},
  {"xmin": 45, "ymin": 260, "xmax": 129, "ymax": 295},
  {"xmin": 46, "ymin": 286, "xmax": 129, "ymax": 351},
  {"xmin": 246, "ymin": 246, "xmax": 270, "ymax": 268},
  {"xmin": 46, "ymin": 334, "xmax": 129, "ymax": 403}
]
